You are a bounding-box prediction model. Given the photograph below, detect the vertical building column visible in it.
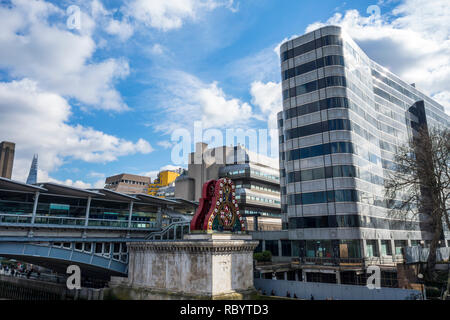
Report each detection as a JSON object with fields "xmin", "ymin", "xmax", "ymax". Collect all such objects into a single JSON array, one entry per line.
[
  {"xmin": 377, "ymin": 239, "xmax": 383, "ymax": 261},
  {"xmin": 127, "ymin": 201, "xmax": 134, "ymax": 229},
  {"xmin": 261, "ymin": 240, "xmax": 266, "ymax": 252},
  {"xmin": 84, "ymin": 196, "xmax": 92, "ymax": 227},
  {"xmin": 295, "ymin": 270, "xmax": 299, "ymax": 281},
  {"xmin": 336, "ymin": 271, "xmax": 341, "ymax": 284},
  {"xmin": 278, "ymin": 240, "xmax": 282, "ymax": 257},
  {"xmin": 156, "ymin": 207, "xmax": 162, "ymax": 228},
  {"xmin": 31, "ymin": 191, "xmax": 40, "ymax": 224},
  {"xmin": 361, "ymin": 239, "xmax": 368, "ymax": 258},
  {"xmin": 391, "ymin": 239, "xmax": 396, "ymax": 263}
]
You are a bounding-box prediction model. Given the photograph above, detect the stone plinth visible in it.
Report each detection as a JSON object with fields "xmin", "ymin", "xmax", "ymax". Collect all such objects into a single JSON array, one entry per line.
[{"xmin": 107, "ymin": 233, "xmax": 259, "ymax": 300}]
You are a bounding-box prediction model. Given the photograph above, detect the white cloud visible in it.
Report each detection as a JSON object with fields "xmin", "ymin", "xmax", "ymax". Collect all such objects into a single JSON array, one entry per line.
[
  {"xmin": 250, "ymin": 81, "xmax": 282, "ymax": 156},
  {"xmin": 124, "ymin": 0, "xmax": 237, "ymax": 31},
  {"xmin": 0, "ymin": 0, "xmax": 130, "ymax": 111},
  {"xmin": 153, "ymin": 71, "xmax": 253, "ymax": 133},
  {"xmin": 157, "ymin": 140, "xmax": 174, "ymax": 149},
  {"xmin": 305, "ymin": 0, "xmax": 450, "ymax": 113},
  {"xmin": 0, "ymin": 79, "xmax": 153, "ymax": 183}
]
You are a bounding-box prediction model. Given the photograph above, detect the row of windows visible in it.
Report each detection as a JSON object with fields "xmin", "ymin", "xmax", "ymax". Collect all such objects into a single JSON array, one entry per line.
[
  {"xmin": 235, "ymin": 183, "xmax": 279, "ymax": 194},
  {"xmin": 372, "ymin": 69, "xmax": 420, "ymax": 103},
  {"xmin": 223, "ymin": 169, "xmax": 279, "ymax": 181},
  {"xmin": 108, "ymin": 180, "xmax": 146, "ymax": 186},
  {"xmin": 286, "ymin": 165, "xmax": 384, "ymax": 186},
  {"xmin": 282, "ymin": 139, "xmax": 397, "ymax": 172},
  {"xmin": 236, "ymin": 195, "xmax": 281, "ymax": 204},
  {"xmin": 288, "ymin": 215, "xmax": 421, "ymax": 231},
  {"xmin": 284, "ymin": 97, "xmax": 349, "ymax": 120},
  {"xmin": 283, "ymin": 76, "xmax": 347, "ymax": 100},
  {"xmin": 282, "ymin": 55, "xmax": 345, "ymax": 81},
  {"xmin": 283, "ymin": 96, "xmax": 400, "ymax": 153},
  {"xmin": 287, "ymin": 189, "xmax": 359, "ymax": 205},
  {"xmin": 373, "ymin": 87, "xmax": 407, "ymax": 110},
  {"xmin": 285, "ymin": 119, "xmax": 351, "ymax": 140},
  {"xmin": 242, "ymin": 209, "xmax": 280, "ymax": 217},
  {"xmin": 282, "ymin": 35, "xmax": 342, "ymax": 62},
  {"xmin": 286, "ymin": 141, "xmax": 354, "ymax": 161}
]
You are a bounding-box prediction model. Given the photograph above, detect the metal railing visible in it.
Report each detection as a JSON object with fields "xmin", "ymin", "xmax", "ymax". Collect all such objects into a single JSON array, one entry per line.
[
  {"xmin": 145, "ymin": 221, "xmax": 190, "ymax": 241},
  {"xmin": 0, "ymin": 213, "xmax": 157, "ymax": 230}
]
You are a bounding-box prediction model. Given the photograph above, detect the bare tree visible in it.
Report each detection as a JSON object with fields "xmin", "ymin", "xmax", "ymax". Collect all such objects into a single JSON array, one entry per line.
[{"xmin": 384, "ymin": 126, "xmax": 449, "ymax": 279}]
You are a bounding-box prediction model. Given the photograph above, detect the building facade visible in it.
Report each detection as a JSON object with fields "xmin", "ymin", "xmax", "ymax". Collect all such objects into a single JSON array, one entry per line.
[
  {"xmin": 104, "ymin": 173, "xmax": 150, "ymax": 194},
  {"xmin": 175, "ymin": 143, "xmax": 282, "ymax": 231},
  {"xmin": 273, "ymin": 25, "xmax": 449, "ymax": 284},
  {"xmin": 147, "ymin": 170, "xmax": 181, "ymax": 197},
  {"xmin": 0, "ymin": 141, "xmax": 15, "ymax": 179}
]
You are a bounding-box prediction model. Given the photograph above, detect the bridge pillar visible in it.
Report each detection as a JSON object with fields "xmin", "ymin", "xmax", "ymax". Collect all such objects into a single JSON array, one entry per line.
[{"xmin": 84, "ymin": 196, "xmax": 92, "ymax": 227}]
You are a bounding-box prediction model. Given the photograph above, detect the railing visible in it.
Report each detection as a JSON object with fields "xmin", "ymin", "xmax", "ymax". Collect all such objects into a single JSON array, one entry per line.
[
  {"xmin": 0, "ymin": 213, "xmax": 158, "ymax": 230},
  {"xmin": 0, "ymin": 213, "xmax": 32, "ymax": 224},
  {"xmin": 145, "ymin": 221, "xmax": 190, "ymax": 241},
  {"xmin": 298, "ymin": 257, "xmax": 365, "ymax": 267},
  {"xmin": 296, "ymin": 256, "xmax": 401, "ymax": 267}
]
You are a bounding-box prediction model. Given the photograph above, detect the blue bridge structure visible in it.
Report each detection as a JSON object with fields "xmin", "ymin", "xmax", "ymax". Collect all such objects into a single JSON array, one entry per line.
[{"xmin": 0, "ymin": 177, "xmax": 195, "ymax": 279}]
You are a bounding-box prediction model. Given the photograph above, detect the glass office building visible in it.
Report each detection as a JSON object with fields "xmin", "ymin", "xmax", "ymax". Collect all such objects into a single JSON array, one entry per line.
[{"xmin": 277, "ymin": 25, "xmax": 450, "ymax": 269}]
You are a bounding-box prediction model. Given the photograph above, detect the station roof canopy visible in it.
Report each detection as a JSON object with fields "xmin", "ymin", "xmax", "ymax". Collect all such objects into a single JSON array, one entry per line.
[
  {"xmin": 170, "ymin": 198, "xmax": 199, "ymax": 208},
  {"xmin": 38, "ymin": 182, "xmax": 102, "ymax": 198},
  {"xmin": 0, "ymin": 177, "xmax": 47, "ymax": 193},
  {"xmin": 88, "ymin": 188, "xmax": 138, "ymax": 202},
  {"xmin": 134, "ymin": 193, "xmax": 181, "ymax": 206}
]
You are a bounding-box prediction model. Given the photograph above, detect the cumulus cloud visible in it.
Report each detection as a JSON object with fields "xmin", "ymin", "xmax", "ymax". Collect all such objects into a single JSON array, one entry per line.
[
  {"xmin": 305, "ymin": 0, "xmax": 450, "ymax": 113},
  {"xmin": 157, "ymin": 140, "xmax": 174, "ymax": 149},
  {"xmin": 0, "ymin": 79, "xmax": 153, "ymax": 183},
  {"xmin": 153, "ymin": 71, "xmax": 253, "ymax": 133},
  {"xmin": 124, "ymin": 0, "xmax": 237, "ymax": 31},
  {"xmin": 0, "ymin": 0, "xmax": 130, "ymax": 111}
]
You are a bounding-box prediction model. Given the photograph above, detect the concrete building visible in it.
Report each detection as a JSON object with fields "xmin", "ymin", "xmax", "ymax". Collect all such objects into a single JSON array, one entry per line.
[
  {"xmin": 175, "ymin": 143, "xmax": 282, "ymax": 231},
  {"xmin": 265, "ymin": 25, "xmax": 450, "ymax": 285},
  {"xmin": 104, "ymin": 173, "xmax": 150, "ymax": 194},
  {"xmin": 0, "ymin": 141, "xmax": 15, "ymax": 179}
]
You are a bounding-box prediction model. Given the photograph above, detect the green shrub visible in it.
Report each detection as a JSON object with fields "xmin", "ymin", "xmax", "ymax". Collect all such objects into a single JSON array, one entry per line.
[
  {"xmin": 254, "ymin": 251, "xmax": 272, "ymax": 262},
  {"xmin": 425, "ymin": 286, "xmax": 441, "ymax": 298}
]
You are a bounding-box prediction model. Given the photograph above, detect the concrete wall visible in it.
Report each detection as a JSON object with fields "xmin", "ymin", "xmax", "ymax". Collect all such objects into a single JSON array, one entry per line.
[{"xmin": 254, "ymin": 278, "xmax": 423, "ymax": 300}]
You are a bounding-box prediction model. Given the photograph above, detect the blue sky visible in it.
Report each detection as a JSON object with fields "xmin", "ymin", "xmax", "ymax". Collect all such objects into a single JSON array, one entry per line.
[{"xmin": 0, "ymin": 0, "xmax": 448, "ymax": 188}]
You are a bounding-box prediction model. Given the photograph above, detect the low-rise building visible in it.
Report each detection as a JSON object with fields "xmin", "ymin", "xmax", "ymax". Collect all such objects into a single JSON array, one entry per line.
[{"xmin": 104, "ymin": 173, "xmax": 150, "ymax": 194}]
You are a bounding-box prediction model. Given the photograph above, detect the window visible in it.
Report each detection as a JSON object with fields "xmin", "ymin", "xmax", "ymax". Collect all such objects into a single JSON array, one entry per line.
[
  {"xmin": 281, "ymin": 240, "xmax": 291, "ymax": 257},
  {"xmin": 381, "ymin": 240, "xmax": 392, "ymax": 256},
  {"xmin": 265, "ymin": 240, "xmax": 279, "ymax": 256},
  {"xmin": 366, "ymin": 240, "xmax": 379, "ymax": 257}
]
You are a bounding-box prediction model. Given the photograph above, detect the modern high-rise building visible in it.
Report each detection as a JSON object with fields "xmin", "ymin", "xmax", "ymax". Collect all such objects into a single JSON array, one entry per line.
[
  {"xmin": 175, "ymin": 143, "xmax": 282, "ymax": 231},
  {"xmin": 274, "ymin": 25, "xmax": 449, "ymax": 284},
  {"xmin": 26, "ymin": 154, "xmax": 38, "ymax": 185},
  {"xmin": 0, "ymin": 141, "xmax": 15, "ymax": 179}
]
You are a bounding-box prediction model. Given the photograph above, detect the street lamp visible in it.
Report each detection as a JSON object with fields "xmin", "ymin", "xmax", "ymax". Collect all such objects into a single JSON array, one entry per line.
[{"xmin": 417, "ymin": 273, "xmax": 425, "ymax": 300}]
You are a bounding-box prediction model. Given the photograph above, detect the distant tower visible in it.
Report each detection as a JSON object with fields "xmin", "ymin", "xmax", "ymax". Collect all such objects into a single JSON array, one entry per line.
[
  {"xmin": 0, "ymin": 141, "xmax": 15, "ymax": 179},
  {"xmin": 26, "ymin": 154, "xmax": 38, "ymax": 185}
]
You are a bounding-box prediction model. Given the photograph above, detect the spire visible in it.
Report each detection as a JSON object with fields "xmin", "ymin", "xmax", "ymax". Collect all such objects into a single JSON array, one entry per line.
[{"xmin": 26, "ymin": 154, "xmax": 38, "ymax": 185}]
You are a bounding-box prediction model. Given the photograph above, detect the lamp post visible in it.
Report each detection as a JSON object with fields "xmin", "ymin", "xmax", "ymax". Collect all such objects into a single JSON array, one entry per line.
[{"xmin": 417, "ymin": 273, "xmax": 425, "ymax": 300}]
